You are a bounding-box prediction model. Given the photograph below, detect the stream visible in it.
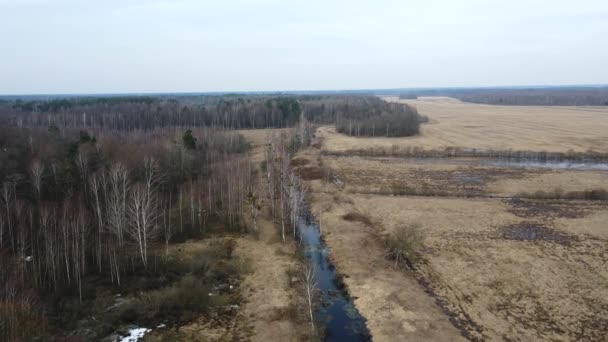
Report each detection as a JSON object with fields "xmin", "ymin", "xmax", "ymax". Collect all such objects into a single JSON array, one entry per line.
[
  {"xmin": 481, "ymin": 159, "xmax": 608, "ymax": 170},
  {"xmin": 298, "ymin": 211, "xmax": 371, "ymax": 341},
  {"xmin": 390, "ymin": 157, "xmax": 608, "ymax": 171}
]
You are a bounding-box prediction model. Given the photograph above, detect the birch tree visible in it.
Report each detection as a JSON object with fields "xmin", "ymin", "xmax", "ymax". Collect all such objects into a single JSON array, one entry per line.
[
  {"xmin": 127, "ymin": 158, "xmax": 161, "ymax": 268},
  {"xmin": 303, "ymin": 265, "xmax": 318, "ymax": 333}
]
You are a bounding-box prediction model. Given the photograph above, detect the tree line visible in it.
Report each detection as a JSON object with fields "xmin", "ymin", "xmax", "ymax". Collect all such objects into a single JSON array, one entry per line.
[
  {"xmin": 398, "ymin": 86, "xmax": 608, "ymax": 106},
  {"xmin": 0, "ymin": 95, "xmax": 423, "ymax": 133},
  {"xmin": 335, "ymin": 101, "xmax": 422, "ymax": 137}
]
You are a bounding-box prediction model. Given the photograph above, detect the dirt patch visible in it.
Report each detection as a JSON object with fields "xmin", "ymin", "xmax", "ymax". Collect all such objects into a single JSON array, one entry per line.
[
  {"xmin": 506, "ymin": 198, "xmax": 589, "ymax": 219},
  {"xmin": 499, "ymin": 222, "xmax": 576, "ymax": 245},
  {"xmin": 342, "ymin": 212, "xmax": 372, "ymax": 226},
  {"xmin": 296, "ymin": 166, "xmax": 323, "ymax": 180},
  {"xmin": 290, "ymin": 158, "xmax": 310, "ymax": 167},
  {"xmin": 311, "ymin": 136, "xmax": 325, "ymax": 149}
]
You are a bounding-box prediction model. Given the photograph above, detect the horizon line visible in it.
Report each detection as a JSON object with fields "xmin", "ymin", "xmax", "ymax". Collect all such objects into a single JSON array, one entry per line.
[{"xmin": 1, "ymin": 83, "xmax": 608, "ymax": 98}]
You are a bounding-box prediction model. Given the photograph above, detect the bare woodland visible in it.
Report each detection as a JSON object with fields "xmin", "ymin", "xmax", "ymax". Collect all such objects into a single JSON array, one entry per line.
[{"xmin": 0, "ymin": 94, "xmax": 331, "ymax": 341}]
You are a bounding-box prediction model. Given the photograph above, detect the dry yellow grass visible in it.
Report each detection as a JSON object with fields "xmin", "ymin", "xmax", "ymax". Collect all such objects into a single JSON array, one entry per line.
[
  {"xmin": 346, "ymin": 194, "xmax": 608, "ymax": 341},
  {"xmin": 309, "ymin": 193, "xmax": 466, "ymax": 342},
  {"xmin": 300, "ymin": 121, "xmax": 608, "ymax": 341},
  {"xmin": 319, "ymin": 96, "xmax": 608, "ymax": 153},
  {"xmin": 486, "ymin": 169, "xmax": 608, "ymax": 196}
]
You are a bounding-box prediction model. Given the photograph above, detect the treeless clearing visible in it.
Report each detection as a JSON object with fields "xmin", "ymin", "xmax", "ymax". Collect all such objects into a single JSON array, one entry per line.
[
  {"xmin": 318, "ymin": 97, "xmax": 608, "ymax": 153},
  {"xmin": 300, "ymin": 111, "xmax": 608, "ymax": 341},
  {"xmin": 344, "ymin": 194, "xmax": 608, "ymax": 341}
]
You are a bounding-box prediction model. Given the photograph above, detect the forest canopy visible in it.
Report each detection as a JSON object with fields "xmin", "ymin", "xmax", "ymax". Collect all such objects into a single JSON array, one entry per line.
[{"xmin": 0, "ymin": 94, "xmax": 422, "ymax": 135}]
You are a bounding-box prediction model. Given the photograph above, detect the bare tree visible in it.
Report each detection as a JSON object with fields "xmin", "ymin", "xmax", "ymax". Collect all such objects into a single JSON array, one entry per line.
[
  {"xmin": 1, "ymin": 181, "xmax": 14, "ymax": 250},
  {"xmin": 75, "ymin": 150, "xmax": 89, "ymax": 192},
  {"xmin": 246, "ymin": 191, "xmax": 260, "ymax": 232},
  {"xmin": 303, "ymin": 265, "xmax": 318, "ymax": 333},
  {"xmin": 107, "ymin": 163, "xmax": 129, "ymax": 247},
  {"xmin": 0, "ymin": 213, "xmax": 4, "ymax": 249},
  {"xmin": 30, "ymin": 160, "xmax": 44, "ymax": 203},
  {"xmin": 89, "ymin": 173, "xmax": 104, "ymax": 272},
  {"xmin": 161, "ymin": 195, "xmax": 173, "ymax": 258},
  {"xmin": 105, "ymin": 163, "xmax": 129, "ymax": 284},
  {"xmin": 286, "ymin": 172, "xmax": 306, "ymax": 238},
  {"xmin": 127, "ymin": 158, "xmax": 161, "ymax": 268}
]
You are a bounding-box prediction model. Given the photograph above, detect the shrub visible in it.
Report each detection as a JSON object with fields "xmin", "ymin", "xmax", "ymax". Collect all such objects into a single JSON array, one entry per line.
[
  {"xmin": 120, "ymin": 275, "xmax": 211, "ymax": 324},
  {"xmin": 0, "ymin": 251, "xmax": 47, "ymax": 341},
  {"xmin": 182, "ymin": 130, "xmax": 197, "ymax": 149},
  {"xmin": 385, "ymin": 224, "xmax": 424, "ymax": 269}
]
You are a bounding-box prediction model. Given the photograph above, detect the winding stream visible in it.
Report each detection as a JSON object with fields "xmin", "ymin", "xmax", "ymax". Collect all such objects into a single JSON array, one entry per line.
[{"xmin": 298, "ymin": 211, "xmax": 371, "ymax": 341}]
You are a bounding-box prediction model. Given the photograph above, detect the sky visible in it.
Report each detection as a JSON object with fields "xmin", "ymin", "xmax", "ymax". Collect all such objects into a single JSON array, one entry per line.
[{"xmin": 1, "ymin": 0, "xmax": 608, "ymax": 94}]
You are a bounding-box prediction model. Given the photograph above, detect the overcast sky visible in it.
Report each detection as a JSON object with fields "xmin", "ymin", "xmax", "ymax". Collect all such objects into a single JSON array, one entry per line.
[{"xmin": 1, "ymin": 0, "xmax": 607, "ymax": 94}]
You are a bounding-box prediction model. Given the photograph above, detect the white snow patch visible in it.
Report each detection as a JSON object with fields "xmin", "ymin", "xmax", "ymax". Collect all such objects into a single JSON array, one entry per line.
[
  {"xmin": 156, "ymin": 323, "xmax": 166, "ymax": 329},
  {"xmin": 119, "ymin": 327, "xmax": 151, "ymax": 342}
]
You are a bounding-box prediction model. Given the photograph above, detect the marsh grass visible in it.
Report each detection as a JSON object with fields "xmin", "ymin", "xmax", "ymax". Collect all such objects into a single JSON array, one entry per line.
[{"xmin": 385, "ymin": 224, "xmax": 424, "ymax": 269}]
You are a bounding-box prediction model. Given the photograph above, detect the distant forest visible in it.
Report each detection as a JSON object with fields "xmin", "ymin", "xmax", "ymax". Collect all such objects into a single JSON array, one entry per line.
[
  {"xmin": 398, "ymin": 86, "xmax": 608, "ymax": 106},
  {"xmin": 0, "ymin": 94, "xmax": 422, "ymax": 136}
]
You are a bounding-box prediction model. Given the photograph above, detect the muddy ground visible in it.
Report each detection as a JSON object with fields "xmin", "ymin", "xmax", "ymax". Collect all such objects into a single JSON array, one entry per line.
[{"xmin": 321, "ymin": 155, "xmax": 608, "ymax": 198}]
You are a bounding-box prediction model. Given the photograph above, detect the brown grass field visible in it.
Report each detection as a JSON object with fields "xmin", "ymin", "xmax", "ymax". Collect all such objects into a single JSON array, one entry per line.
[
  {"xmin": 319, "ymin": 97, "xmax": 608, "ymax": 154},
  {"xmin": 294, "ymin": 99, "xmax": 608, "ymax": 341}
]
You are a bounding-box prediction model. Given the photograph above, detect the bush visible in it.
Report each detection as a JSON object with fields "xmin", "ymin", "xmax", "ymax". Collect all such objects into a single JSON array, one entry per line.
[
  {"xmin": 120, "ymin": 275, "xmax": 211, "ymax": 324},
  {"xmin": 182, "ymin": 130, "xmax": 197, "ymax": 149},
  {"xmin": 385, "ymin": 224, "xmax": 424, "ymax": 269}
]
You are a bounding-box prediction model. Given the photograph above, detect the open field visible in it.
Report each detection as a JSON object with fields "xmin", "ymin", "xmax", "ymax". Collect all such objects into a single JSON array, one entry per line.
[
  {"xmin": 343, "ymin": 195, "xmax": 608, "ymax": 341},
  {"xmin": 318, "ymin": 97, "xmax": 608, "ymax": 154},
  {"xmin": 296, "ymin": 106, "xmax": 608, "ymax": 341},
  {"xmin": 322, "ymin": 155, "xmax": 608, "ymax": 198},
  {"xmin": 295, "ymin": 149, "xmax": 466, "ymax": 341}
]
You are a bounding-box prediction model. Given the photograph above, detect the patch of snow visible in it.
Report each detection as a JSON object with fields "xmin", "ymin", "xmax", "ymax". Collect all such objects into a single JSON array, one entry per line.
[
  {"xmin": 156, "ymin": 323, "xmax": 166, "ymax": 329},
  {"xmin": 119, "ymin": 327, "xmax": 151, "ymax": 342}
]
